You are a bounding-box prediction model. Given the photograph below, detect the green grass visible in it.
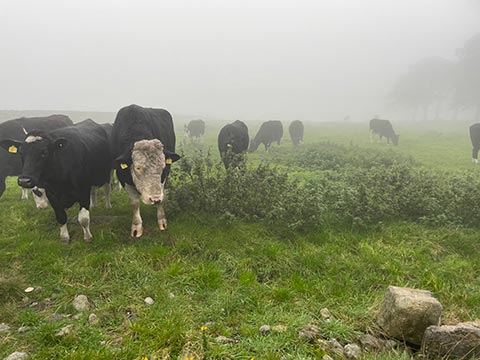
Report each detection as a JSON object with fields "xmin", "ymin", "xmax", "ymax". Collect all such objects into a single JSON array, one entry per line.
[{"xmin": 1, "ymin": 120, "xmax": 480, "ymax": 359}]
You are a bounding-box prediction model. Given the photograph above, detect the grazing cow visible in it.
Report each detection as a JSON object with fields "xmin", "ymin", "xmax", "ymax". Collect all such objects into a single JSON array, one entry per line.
[
  {"xmin": 217, "ymin": 120, "xmax": 249, "ymax": 169},
  {"xmin": 289, "ymin": 120, "xmax": 304, "ymax": 146},
  {"xmin": 369, "ymin": 118, "xmax": 399, "ymax": 145},
  {"xmin": 110, "ymin": 104, "xmax": 180, "ymax": 237},
  {"xmin": 470, "ymin": 123, "xmax": 480, "ymax": 163},
  {"xmin": 248, "ymin": 120, "xmax": 283, "ymax": 152},
  {"xmin": 0, "ymin": 115, "xmax": 73, "ymax": 204},
  {"xmin": 0, "ymin": 119, "xmax": 112, "ymax": 243},
  {"xmin": 184, "ymin": 119, "xmax": 205, "ymax": 139}
]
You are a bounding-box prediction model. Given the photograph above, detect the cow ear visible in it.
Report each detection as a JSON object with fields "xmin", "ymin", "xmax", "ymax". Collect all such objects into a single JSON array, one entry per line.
[
  {"xmin": 53, "ymin": 138, "xmax": 68, "ymax": 150},
  {"xmin": 164, "ymin": 150, "xmax": 180, "ymax": 164},
  {"xmin": 0, "ymin": 139, "xmax": 22, "ymax": 154},
  {"xmin": 115, "ymin": 153, "xmax": 132, "ymax": 170}
]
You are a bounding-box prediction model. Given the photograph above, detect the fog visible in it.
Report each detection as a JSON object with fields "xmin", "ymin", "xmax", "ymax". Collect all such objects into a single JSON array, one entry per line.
[{"xmin": 1, "ymin": 0, "xmax": 479, "ymax": 122}]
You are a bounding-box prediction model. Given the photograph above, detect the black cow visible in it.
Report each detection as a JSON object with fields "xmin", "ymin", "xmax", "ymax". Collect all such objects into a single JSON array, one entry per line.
[
  {"xmin": 0, "ymin": 119, "xmax": 112, "ymax": 243},
  {"xmin": 470, "ymin": 123, "xmax": 480, "ymax": 163},
  {"xmin": 249, "ymin": 120, "xmax": 283, "ymax": 152},
  {"xmin": 369, "ymin": 118, "xmax": 399, "ymax": 145},
  {"xmin": 289, "ymin": 120, "xmax": 304, "ymax": 146},
  {"xmin": 218, "ymin": 120, "xmax": 249, "ymax": 169},
  {"xmin": 184, "ymin": 119, "xmax": 205, "ymax": 139},
  {"xmin": 110, "ymin": 104, "xmax": 180, "ymax": 237},
  {"xmin": 0, "ymin": 115, "xmax": 73, "ymax": 201}
]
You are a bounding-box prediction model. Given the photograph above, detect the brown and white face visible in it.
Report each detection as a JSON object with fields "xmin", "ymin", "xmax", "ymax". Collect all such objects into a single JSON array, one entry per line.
[{"xmin": 130, "ymin": 139, "xmax": 179, "ymax": 205}]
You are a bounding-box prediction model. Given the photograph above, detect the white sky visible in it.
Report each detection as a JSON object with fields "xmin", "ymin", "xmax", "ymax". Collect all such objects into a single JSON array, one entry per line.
[{"xmin": 1, "ymin": 0, "xmax": 479, "ymax": 121}]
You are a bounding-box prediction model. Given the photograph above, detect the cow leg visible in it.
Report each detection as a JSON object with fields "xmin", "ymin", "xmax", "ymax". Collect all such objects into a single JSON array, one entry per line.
[
  {"xmin": 54, "ymin": 207, "xmax": 69, "ymax": 243},
  {"xmin": 78, "ymin": 207, "xmax": 92, "ymax": 243},
  {"xmin": 104, "ymin": 182, "xmax": 112, "ymax": 209},
  {"xmin": 90, "ymin": 187, "xmax": 98, "ymax": 208},
  {"xmin": 21, "ymin": 188, "xmax": 29, "ymax": 200},
  {"xmin": 0, "ymin": 177, "xmax": 5, "ymax": 198},
  {"xmin": 157, "ymin": 203, "xmax": 167, "ymax": 231},
  {"xmin": 473, "ymin": 146, "xmax": 479, "ymax": 163},
  {"xmin": 125, "ymin": 184, "xmax": 143, "ymax": 237},
  {"xmin": 370, "ymin": 130, "xmax": 373, "ymax": 143}
]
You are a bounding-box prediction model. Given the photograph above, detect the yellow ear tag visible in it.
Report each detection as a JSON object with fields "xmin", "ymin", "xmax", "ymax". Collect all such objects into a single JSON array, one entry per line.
[
  {"xmin": 8, "ymin": 145, "xmax": 18, "ymax": 154},
  {"xmin": 120, "ymin": 163, "xmax": 128, "ymax": 169},
  {"xmin": 165, "ymin": 158, "xmax": 172, "ymax": 165}
]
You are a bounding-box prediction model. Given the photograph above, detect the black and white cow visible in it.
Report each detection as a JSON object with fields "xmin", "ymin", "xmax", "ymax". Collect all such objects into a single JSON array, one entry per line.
[
  {"xmin": 0, "ymin": 119, "xmax": 112, "ymax": 243},
  {"xmin": 249, "ymin": 120, "xmax": 283, "ymax": 152},
  {"xmin": 470, "ymin": 123, "xmax": 480, "ymax": 163},
  {"xmin": 110, "ymin": 104, "xmax": 180, "ymax": 237},
  {"xmin": 288, "ymin": 120, "xmax": 304, "ymax": 146},
  {"xmin": 184, "ymin": 119, "xmax": 205, "ymax": 139},
  {"xmin": 369, "ymin": 118, "xmax": 399, "ymax": 145},
  {"xmin": 217, "ymin": 120, "xmax": 249, "ymax": 169},
  {"xmin": 0, "ymin": 115, "xmax": 73, "ymax": 204}
]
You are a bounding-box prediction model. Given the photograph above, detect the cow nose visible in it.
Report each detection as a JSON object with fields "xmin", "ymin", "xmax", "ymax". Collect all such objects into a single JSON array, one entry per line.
[
  {"xmin": 149, "ymin": 197, "xmax": 162, "ymax": 205},
  {"xmin": 18, "ymin": 176, "xmax": 33, "ymax": 188}
]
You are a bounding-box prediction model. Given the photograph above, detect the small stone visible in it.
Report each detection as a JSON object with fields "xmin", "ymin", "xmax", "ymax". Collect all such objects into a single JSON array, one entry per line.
[
  {"xmin": 204, "ymin": 321, "xmax": 216, "ymax": 328},
  {"xmin": 0, "ymin": 323, "xmax": 11, "ymax": 333},
  {"xmin": 259, "ymin": 325, "xmax": 271, "ymax": 334},
  {"xmin": 359, "ymin": 334, "xmax": 384, "ymax": 351},
  {"xmin": 320, "ymin": 308, "xmax": 331, "ymax": 320},
  {"xmin": 49, "ymin": 313, "xmax": 65, "ymax": 321},
  {"xmin": 144, "ymin": 297, "xmax": 154, "ymax": 306},
  {"xmin": 344, "ymin": 343, "xmax": 361, "ymax": 359},
  {"xmin": 29, "ymin": 302, "xmax": 38, "ymax": 308},
  {"xmin": 99, "ymin": 340, "xmax": 107, "ymax": 346},
  {"xmin": 24, "ymin": 287, "xmax": 34, "ymax": 293},
  {"xmin": 72, "ymin": 314, "xmax": 81, "ymax": 320},
  {"xmin": 72, "ymin": 295, "xmax": 90, "ymax": 312},
  {"xmin": 322, "ymin": 356, "xmax": 333, "ymax": 360},
  {"xmin": 168, "ymin": 292, "xmax": 175, "ymax": 299},
  {"xmin": 3, "ymin": 352, "xmax": 29, "ymax": 360},
  {"xmin": 318, "ymin": 338, "xmax": 344, "ymax": 357},
  {"xmin": 272, "ymin": 324, "xmax": 288, "ymax": 332},
  {"xmin": 298, "ymin": 324, "xmax": 320, "ymax": 342},
  {"xmin": 215, "ymin": 335, "xmax": 237, "ymax": 344},
  {"xmin": 56, "ymin": 324, "xmax": 73, "ymax": 337},
  {"xmin": 17, "ymin": 326, "xmax": 30, "ymax": 333},
  {"xmin": 384, "ymin": 339, "xmax": 397, "ymax": 350},
  {"xmin": 88, "ymin": 313, "xmax": 99, "ymax": 324}
]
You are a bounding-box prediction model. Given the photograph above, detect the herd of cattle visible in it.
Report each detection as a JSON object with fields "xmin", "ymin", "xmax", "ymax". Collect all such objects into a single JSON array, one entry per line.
[{"xmin": 1, "ymin": 107, "xmax": 479, "ymax": 243}]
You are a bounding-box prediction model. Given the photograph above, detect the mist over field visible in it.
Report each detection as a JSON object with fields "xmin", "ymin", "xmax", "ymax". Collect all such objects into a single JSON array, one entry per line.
[{"xmin": 1, "ymin": 0, "xmax": 480, "ymax": 122}]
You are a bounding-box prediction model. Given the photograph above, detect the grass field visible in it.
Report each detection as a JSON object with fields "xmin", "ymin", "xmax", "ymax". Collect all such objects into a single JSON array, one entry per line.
[{"xmin": 1, "ymin": 120, "xmax": 480, "ymax": 359}]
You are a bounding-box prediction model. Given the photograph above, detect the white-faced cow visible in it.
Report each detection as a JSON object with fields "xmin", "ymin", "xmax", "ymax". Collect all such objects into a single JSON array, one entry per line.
[
  {"xmin": 288, "ymin": 120, "xmax": 304, "ymax": 146},
  {"xmin": 248, "ymin": 120, "xmax": 283, "ymax": 152},
  {"xmin": 0, "ymin": 115, "xmax": 73, "ymax": 205},
  {"xmin": 217, "ymin": 120, "xmax": 249, "ymax": 169},
  {"xmin": 110, "ymin": 104, "xmax": 180, "ymax": 237},
  {"xmin": 369, "ymin": 118, "xmax": 399, "ymax": 145},
  {"xmin": 470, "ymin": 123, "xmax": 480, "ymax": 163},
  {"xmin": 0, "ymin": 119, "xmax": 112, "ymax": 243}
]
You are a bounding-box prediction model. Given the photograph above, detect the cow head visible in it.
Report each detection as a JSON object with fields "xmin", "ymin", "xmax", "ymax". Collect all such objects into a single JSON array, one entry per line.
[
  {"xmin": 248, "ymin": 139, "xmax": 260, "ymax": 153},
  {"xmin": 0, "ymin": 132, "xmax": 67, "ymax": 189},
  {"xmin": 115, "ymin": 139, "xmax": 180, "ymax": 205},
  {"xmin": 392, "ymin": 134, "xmax": 399, "ymax": 146}
]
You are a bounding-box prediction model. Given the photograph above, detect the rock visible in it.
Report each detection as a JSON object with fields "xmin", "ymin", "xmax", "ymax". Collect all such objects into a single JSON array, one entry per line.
[
  {"xmin": 0, "ymin": 323, "xmax": 10, "ymax": 333},
  {"xmin": 24, "ymin": 287, "xmax": 34, "ymax": 293},
  {"xmin": 72, "ymin": 314, "xmax": 81, "ymax": 320},
  {"xmin": 259, "ymin": 325, "xmax": 271, "ymax": 334},
  {"xmin": 168, "ymin": 292, "xmax": 175, "ymax": 299},
  {"xmin": 359, "ymin": 334, "xmax": 384, "ymax": 351},
  {"xmin": 322, "ymin": 356, "xmax": 333, "ymax": 360},
  {"xmin": 72, "ymin": 295, "xmax": 90, "ymax": 312},
  {"xmin": 17, "ymin": 326, "xmax": 30, "ymax": 333},
  {"xmin": 99, "ymin": 340, "xmax": 107, "ymax": 346},
  {"xmin": 384, "ymin": 339, "xmax": 397, "ymax": 350},
  {"xmin": 88, "ymin": 313, "xmax": 99, "ymax": 324},
  {"xmin": 344, "ymin": 343, "xmax": 361, "ymax": 359},
  {"xmin": 56, "ymin": 324, "xmax": 73, "ymax": 337},
  {"xmin": 377, "ymin": 286, "xmax": 442, "ymax": 345},
  {"xmin": 318, "ymin": 338, "xmax": 344, "ymax": 357},
  {"xmin": 29, "ymin": 302, "xmax": 38, "ymax": 308},
  {"xmin": 298, "ymin": 324, "xmax": 320, "ymax": 342},
  {"xmin": 215, "ymin": 335, "xmax": 237, "ymax": 344},
  {"xmin": 144, "ymin": 297, "xmax": 154, "ymax": 306},
  {"xmin": 422, "ymin": 321, "xmax": 480, "ymax": 358},
  {"xmin": 3, "ymin": 352, "xmax": 28, "ymax": 360},
  {"xmin": 320, "ymin": 308, "xmax": 331, "ymax": 320},
  {"xmin": 49, "ymin": 313, "xmax": 66, "ymax": 321},
  {"xmin": 272, "ymin": 324, "xmax": 288, "ymax": 332}
]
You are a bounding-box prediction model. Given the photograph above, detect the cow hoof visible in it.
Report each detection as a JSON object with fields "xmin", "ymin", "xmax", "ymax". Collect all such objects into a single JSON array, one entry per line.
[
  {"xmin": 131, "ymin": 225, "xmax": 143, "ymax": 238},
  {"xmin": 60, "ymin": 236, "xmax": 70, "ymax": 244},
  {"xmin": 84, "ymin": 236, "xmax": 92, "ymax": 243},
  {"xmin": 158, "ymin": 219, "xmax": 167, "ymax": 231}
]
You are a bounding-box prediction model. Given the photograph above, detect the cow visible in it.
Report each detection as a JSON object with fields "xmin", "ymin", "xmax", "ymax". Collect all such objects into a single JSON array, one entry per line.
[
  {"xmin": 248, "ymin": 120, "xmax": 283, "ymax": 152},
  {"xmin": 369, "ymin": 118, "xmax": 399, "ymax": 145},
  {"xmin": 184, "ymin": 119, "xmax": 205, "ymax": 140},
  {"xmin": 110, "ymin": 104, "xmax": 180, "ymax": 237},
  {"xmin": 217, "ymin": 120, "xmax": 249, "ymax": 169},
  {"xmin": 470, "ymin": 123, "xmax": 480, "ymax": 163},
  {"xmin": 0, "ymin": 119, "xmax": 112, "ymax": 243},
  {"xmin": 0, "ymin": 115, "xmax": 73, "ymax": 204},
  {"xmin": 289, "ymin": 120, "xmax": 304, "ymax": 146}
]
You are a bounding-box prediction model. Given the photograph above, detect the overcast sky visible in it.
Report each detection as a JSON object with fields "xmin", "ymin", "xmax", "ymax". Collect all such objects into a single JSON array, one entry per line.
[{"xmin": 1, "ymin": 0, "xmax": 479, "ymax": 121}]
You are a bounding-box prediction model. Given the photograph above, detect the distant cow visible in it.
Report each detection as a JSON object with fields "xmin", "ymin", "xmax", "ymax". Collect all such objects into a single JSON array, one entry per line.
[
  {"xmin": 184, "ymin": 119, "xmax": 205, "ymax": 139},
  {"xmin": 218, "ymin": 120, "xmax": 249, "ymax": 169},
  {"xmin": 470, "ymin": 123, "xmax": 480, "ymax": 163},
  {"xmin": 249, "ymin": 120, "xmax": 283, "ymax": 152},
  {"xmin": 0, "ymin": 115, "xmax": 73, "ymax": 205},
  {"xmin": 111, "ymin": 104, "xmax": 180, "ymax": 237},
  {"xmin": 289, "ymin": 120, "xmax": 304, "ymax": 146},
  {"xmin": 0, "ymin": 119, "xmax": 112, "ymax": 243},
  {"xmin": 369, "ymin": 118, "xmax": 399, "ymax": 145}
]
